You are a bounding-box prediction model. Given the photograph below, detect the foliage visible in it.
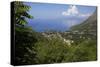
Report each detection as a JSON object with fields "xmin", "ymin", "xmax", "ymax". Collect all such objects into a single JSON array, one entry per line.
[
  {"xmin": 34, "ymin": 37, "xmax": 70, "ymax": 64},
  {"xmin": 33, "ymin": 37, "xmax": 97, "ymax": 64},
  {"xmin": 13, "ymin": 1, "xmax": 97, "ymax": 65},
  {"xmin": 66, "ymin": 39, "xmax": 97, "ymax": 62},
  {"xmin": 14, "ymin": 1, "xmax": 33, "ymax": 26},
  {"xmin": 13, "ymin": 1, "xmax": 35, "ymax": 65},
  {"xmin": 15, "ymin": 26, "xmax": 38, "ymax": 65}
]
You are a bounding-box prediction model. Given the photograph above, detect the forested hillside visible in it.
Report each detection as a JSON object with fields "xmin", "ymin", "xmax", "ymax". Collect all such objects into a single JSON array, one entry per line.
[
  {"xmin": 71, "ymin": 9, "xmax": 97, "ymax": 34},
  {"xmin": 12, "ymin": 2, "xmax": 97, "ymax": 65}
]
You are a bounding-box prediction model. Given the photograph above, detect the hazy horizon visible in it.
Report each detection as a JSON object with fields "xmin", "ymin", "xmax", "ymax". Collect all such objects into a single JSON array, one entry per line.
[{"xmin": 24, "ymin": 2, "xmax": 96, "ymax": 32}]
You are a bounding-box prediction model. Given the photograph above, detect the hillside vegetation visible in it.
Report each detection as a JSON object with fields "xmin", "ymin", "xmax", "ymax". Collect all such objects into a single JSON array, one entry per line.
[
  {"xmin": 71, "ymin": 9, "xmax": 97, "ymax": 34},
  {"xmin": 13, "ymin": 2, "xmax": 97, "ymax": 65}
]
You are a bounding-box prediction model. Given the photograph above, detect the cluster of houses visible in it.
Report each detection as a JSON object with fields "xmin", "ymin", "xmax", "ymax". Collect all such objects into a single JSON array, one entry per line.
[
  {"xmin": 41, "ymin": 30, "xmax": 96, "ymax": 46},
  {"xmin": 42, "ymin": 32, "xmax": 74, "ymax": 46}
]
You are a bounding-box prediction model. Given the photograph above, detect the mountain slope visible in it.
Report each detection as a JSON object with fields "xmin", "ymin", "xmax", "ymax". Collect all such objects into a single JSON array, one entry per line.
[{"xmin": 70, "ymin": 9, "xmax": 97, "ymax": 34}]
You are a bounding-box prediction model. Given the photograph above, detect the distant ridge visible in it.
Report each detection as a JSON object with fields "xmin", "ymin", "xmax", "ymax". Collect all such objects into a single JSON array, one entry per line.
[{"xmin": 70, "ymin": 8, "xmax": 97, "ymax": 34}]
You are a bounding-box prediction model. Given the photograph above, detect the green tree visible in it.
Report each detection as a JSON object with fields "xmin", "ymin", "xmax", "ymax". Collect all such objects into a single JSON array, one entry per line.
[
  {"xmin": 13, "ymin": 1, "xmax": 37, "ymax": 65},
  {"xmin": 14, "ymin": 1, "xmax": 33, "ymax": 26}
]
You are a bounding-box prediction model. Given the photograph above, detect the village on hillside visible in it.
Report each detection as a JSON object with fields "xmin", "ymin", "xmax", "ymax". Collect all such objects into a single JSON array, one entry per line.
[{"xmin": 41, "ymin": 30, "xmax": 96, "ymax": 46}]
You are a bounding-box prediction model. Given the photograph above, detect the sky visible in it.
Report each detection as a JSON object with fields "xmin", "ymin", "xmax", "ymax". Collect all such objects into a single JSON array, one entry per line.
[{"xmin": 24, "ymin": 2, "xmax": 96, "ymax": 32}]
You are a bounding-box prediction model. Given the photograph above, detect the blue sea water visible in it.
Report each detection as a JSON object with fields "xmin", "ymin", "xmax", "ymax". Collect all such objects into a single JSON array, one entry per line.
[
  {"xmin": 28, "ymin": 20, "xmax": 66, "ymax": 32},
  {"xmin": 27, "ymin": 18, "xmax": 83, "ymax": 32}
]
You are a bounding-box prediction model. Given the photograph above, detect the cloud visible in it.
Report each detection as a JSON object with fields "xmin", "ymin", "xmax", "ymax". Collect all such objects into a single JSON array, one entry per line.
[
  {"xmin": 62, "ymin": 5, "xmax": 78, "ymax": 16},
  {"xmin": 62, "ymin": 5, "xmax": 91, "ymax": 17}
]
